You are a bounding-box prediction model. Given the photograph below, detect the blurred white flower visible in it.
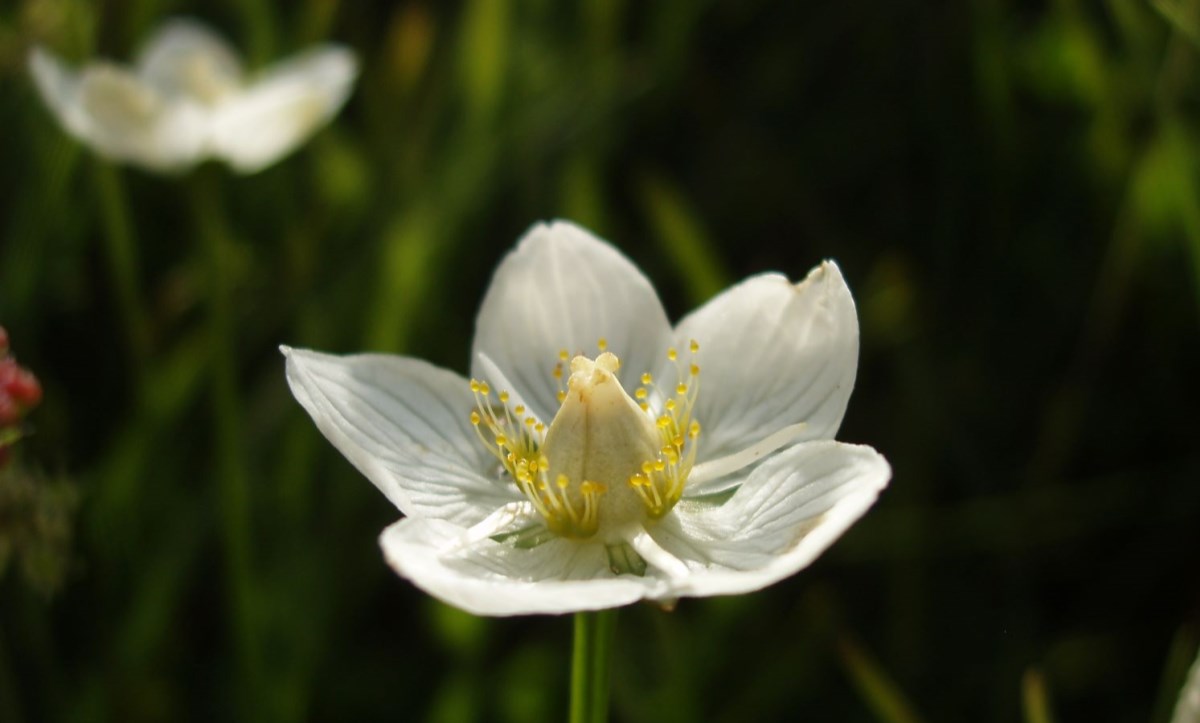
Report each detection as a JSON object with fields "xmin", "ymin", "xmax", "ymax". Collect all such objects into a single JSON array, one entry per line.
[
  {"xmin": 284, "ymin": 221, "xmax": 890, "ymax": 616},
  {"xmin": 29, "ymin": 18, "xmax": 357, "ymax": 174}
]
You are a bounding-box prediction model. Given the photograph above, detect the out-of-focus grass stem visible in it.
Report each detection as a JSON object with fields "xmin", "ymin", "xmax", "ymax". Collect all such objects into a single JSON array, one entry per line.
[
  {"xmin": 190, "ymin": 166, "xmax": 260, "ymax": 709},
  {"xmin": 93, "ymin": 161, "xmax": 150, "ymax": 383},
  {"xmin": 0, "ymin": 626, "xmax": 24, "ymax": 723},
  {"xmin": 1021, "ymin": 669, "xmax": 1058, "ymax": 723}
]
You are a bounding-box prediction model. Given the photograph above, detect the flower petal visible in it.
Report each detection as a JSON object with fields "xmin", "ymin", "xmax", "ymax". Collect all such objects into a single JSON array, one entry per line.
[
  {"xmin": 211, "ymin": 45, "xmax": 357, "ymax": 173},
  {"xmin": 380, "ymin": 517, "xmax": 658, "ymax": 616},
  {"xmin": 136, "ymin": 18, "xmax": 244, "ymax": 100},
  {"xmin": 648, "ymin": 441, "xmax": 888, "ymax": 598},
  {"xmin": 672, "ymin": 262, "xmax": 859, "ymax": 464},
  {"xmin": 283, "ymin": 346, "xmax": 520, "ymax": 526},
  {"xmin": 77, "ymin": 64, "xmax": 209, "ymax": 171},
  {"xmin": 471, "ymin": 221, "xmax": 672, "ymax": 421},
  {"xmin": 28, "ymin": 47, "xmax": 87, "ymax": 137}
]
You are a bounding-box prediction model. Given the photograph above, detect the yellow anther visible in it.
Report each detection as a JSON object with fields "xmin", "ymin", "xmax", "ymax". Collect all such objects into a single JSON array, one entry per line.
[
  {"xmin": 689, "ymin": 420, "xmax": 701, "ymax": 437},
  {"xmin": 525, "ymin": 417, "xmax": 536, "ymax": 427},
  {"xmin": 557, "ymin": 390, "xmax": 567, "ymax": 403},
  {"xmin": 676, "ymin": 383, "xmax": 688, "ymax": 395},
  {"xmin": 598, "ymin": 338, "xmax": 608, "ymax": 352},
  {"xmin": 558, "ymin": 349, "xmax": 569, "ymax": 361},
  {"xmin": 654, "ymin": 460, "xmax": 665, "ymax": 472},
  {"xmin": 495, "ymin": 434, "xmax": 508, "ymax": 447},
  {"xmin": 639, "ymin": 402, "xmax": 649, "ymax": 411},
  {"xmin": 665, "ymin": 399, "xmax": 677, "ymax": 411},
  {"xmin": 642, "ymin": 461, "xmax": 654, "ymax": 475},
  {"xmin": 553, "ymin": 365, "xmax": 563, "ymax": 379},
  {"xmin": 479, "ymin": 382, "xmax": 490, "ymax": 395},
  {"xmin": 690, "ymin": 364, "xmax": 700, "ymax": 376},
  {"xmin": 657, "ymin": 416, "xmax": 671, "ymax": 428},
  {"xmin": 514, "ymin": 405, "xmax": 525, "ymax": 415},
  {"xmin": 635, "ymin": 388, "xmax": 648, "ymax": 400},
  {"xmin": 581, "ymin": 481, "xmax": 606, "ymax": 494},
  {"xmin": 469, "ymin": 380, "xmax": 480, "ymax": 393},
  {"xmin": 690, "ymin": 339, "xmax": 699, "ymax": 353},
  {"xmin": 535, "ymin": 422, "xmax": 545, "ymax": 432},
  {"xmin": 667, "ymin": 347, "xmax": 677, "ymax": 361},
  {"xmin": 499, "ymin": 391, "xmax": 510, "ymax": 403},
  {"xmin": 470, "ymin": 411, "xmax": 481, "ymax": 425},
  {"xmin": 641, "ymin": 372, "xmax": 653, "ymax": 385},
  {"xmin": 556, "ymin": 474, "xmax": 570, "ymax": 489}
]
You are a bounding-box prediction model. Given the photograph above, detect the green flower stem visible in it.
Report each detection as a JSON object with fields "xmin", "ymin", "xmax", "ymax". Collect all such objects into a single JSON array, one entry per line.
[
  {"xmin": 570, "ymin": 608, "xmax": 618, "ymax": 723},
  {"xmin": 190, "ymin": 169, "xmax": 259, "ymax": 695},
  {"xmin": 93, "ymin": 161, "xmax": 150, "ymax": 379}
]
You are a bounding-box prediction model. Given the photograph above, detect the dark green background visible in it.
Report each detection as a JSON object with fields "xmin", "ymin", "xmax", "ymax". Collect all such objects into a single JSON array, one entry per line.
[{"xmin": 1, "ymin": 1, "xmax": 1198, "ymax": 721}]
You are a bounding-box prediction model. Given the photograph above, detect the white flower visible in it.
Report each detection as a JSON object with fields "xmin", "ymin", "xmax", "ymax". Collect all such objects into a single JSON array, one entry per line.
[
  {"xmin": 29, "ymin": 18, "xmax": 357, "ymax": 174},
  {"xmin": 284, "ymin": 221, "xmax": 890, "ymax": 616}
]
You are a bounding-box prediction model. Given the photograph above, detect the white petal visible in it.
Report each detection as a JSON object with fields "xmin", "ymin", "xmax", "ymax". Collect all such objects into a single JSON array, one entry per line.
[
  {"xmin": 648, "ymin": 441, "xmax": 889, "ymax": 598},
  {"xmin": 686, "ymin": 422, "xmax": 808, "ymax": 495},
  {"xmin": 211, "ymin": 45, "xmax": 357, "ymax": 173},
  {"xmin": 136, "ymin": 18, "xmax": 244, "ymax": 102},
  {"xmin": 471, "ymin": 221, "xmax": 672, "ymax": 421},
  {"xmin": 672, "ymin": 262, "xmax": 859, "ymax": 464},
  {"xmin": 282, "ymin": 346, "xmax": 520, "ymax": 526},
  {"xmin": 75, "ymin": 63, "xmax": 208, "ymax": 171},
  {"xmin": 380, "ymin": 517, "xmax": 659, "ymax": 616},
  {"xmin": 28, "ymin": 47, "xmax": 88, "ymax": 138}
]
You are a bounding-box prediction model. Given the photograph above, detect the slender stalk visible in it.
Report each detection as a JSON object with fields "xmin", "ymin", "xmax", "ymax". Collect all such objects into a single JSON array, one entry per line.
[
  {"xmin": 570, "ymin": 609, "xmax": 618, "ymax": 723},
  {"xmin": 93, "ymin": 161, "xmax": 150, "ymax": 380},
  {"xmin": 190, "ymin": 168, "xmax": 259, "ymax": 704}
]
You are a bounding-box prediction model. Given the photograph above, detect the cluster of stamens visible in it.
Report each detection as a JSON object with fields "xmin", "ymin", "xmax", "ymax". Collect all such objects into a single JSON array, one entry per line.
[
  {"xmin": 627, "ymin": 341, "xmax": 701, "ymax": 517},
  {"xmin": 469, "ymin": 379, "xmax": 603, "ymax": 537},
  {"xmin": 469, "ymin": 338, "xmax": 702, "ymax": 539}
]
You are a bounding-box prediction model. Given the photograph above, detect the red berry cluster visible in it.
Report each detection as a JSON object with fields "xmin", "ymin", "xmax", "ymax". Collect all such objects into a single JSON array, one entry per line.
[{"xmin": 0, "ymin": 327, "xmax": 42, "ymax": 465}]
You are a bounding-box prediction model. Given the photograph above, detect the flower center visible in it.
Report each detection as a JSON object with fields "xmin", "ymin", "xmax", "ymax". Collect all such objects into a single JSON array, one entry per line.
[{"xmin": 469, "ymin": 341, "xmax": 702, "ymax": 540}]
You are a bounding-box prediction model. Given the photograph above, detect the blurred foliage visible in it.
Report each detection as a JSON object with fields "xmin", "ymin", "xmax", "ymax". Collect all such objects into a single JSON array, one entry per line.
[{"xmin": 1, "ymin": 0, "xmax": 1198, "ymax": 721}]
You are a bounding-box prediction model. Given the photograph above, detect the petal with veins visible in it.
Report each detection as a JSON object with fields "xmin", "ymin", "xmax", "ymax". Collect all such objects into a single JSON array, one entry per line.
[
  {"xmin": 671, "ymin": 263, "xmax": 859, "ymax": 464},
  {"xmin": 649, "ymin": 441, "xmax": 889, "ymax": 598},
  {"xmin": 472, "ymin": 221, "xmax": 672, "ymax": 421},
  {"xmin": 381, "ymin": 517, "xmax": 658, "ymax": 616},
  {"xmin": 283, "ymin": 347, "xmax": 520, "ymax": 526}
]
